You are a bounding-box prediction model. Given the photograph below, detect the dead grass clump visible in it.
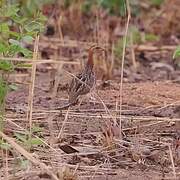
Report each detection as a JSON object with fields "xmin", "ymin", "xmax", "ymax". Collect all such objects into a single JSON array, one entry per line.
[
  {"xmin": 100, "ymin": 121, "xmax": 116, "ymax": 150},
  {"xmin": 57, "ymin": 166, "xmax": 78, "ymax": 180}
]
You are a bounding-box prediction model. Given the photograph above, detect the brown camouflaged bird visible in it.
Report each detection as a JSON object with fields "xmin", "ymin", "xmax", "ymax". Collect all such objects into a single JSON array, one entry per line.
[{"xmin": 58, "ymin": 45, "xmax": 106, "ymax": 109}]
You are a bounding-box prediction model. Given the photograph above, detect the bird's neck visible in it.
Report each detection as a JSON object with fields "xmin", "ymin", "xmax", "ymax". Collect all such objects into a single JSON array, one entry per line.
[{"xmin": 86, "ymin": 49, "xmax": 94, "ymax": 69}]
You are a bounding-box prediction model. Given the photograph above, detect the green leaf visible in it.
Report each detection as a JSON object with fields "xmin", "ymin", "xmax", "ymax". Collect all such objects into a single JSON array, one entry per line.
[
  {"xmin": 22, "ymin": 35, "xmax": 34, "ymax": 43},
  {"xmin": 0, "ymin": 140, "xmax": 11, "ymax": 150},
  {"xmin": 32, "ymin": 125, "xmax": 43, "ymax": 133},
  {"xmin": 8, "ymin": 31, "xmax": 20, "ymax": 38},
  {"xmin": 24, "ymin": 21, "xmax": 44, "ymax": 33},
  {"xmin": 173, "ymin": 46, "xmax": 180, "ymax": 59},
  {"xmin": 0, "ymin": 43, "xmax": 7, "ymax": 53},
  {"xmin": 0, "ymin": 23, "xmax": 10, "ymax": 33},
  {"xmin": 0, "ymin": 78, "xmax": 8, "ymax": 110},
  {"xmin": 8, "ymin": 44, "xmax": 22, "ymax": 56},
  {"xmin": 8, "ymin": 43, "xmax": 32, "ymax": 57},
  {"xmin": 12, "ymin": 16, "xmax": 28, "ymax": 25},
  {"xmin": 15, "ymin": 63, "xmax": 32, "ymax": 68},
  {"xmin": 130, "ymin": 26, "xmax": 141, "ymax": 44},
  {"xmin": 26, "ymin": 0, "xmax": 39, "ymax": 15},
  {"xmin": 14, "ymin": 133, "xmax": 27, "ymax": 143},
  {"xmin": 145, "ymin": 33, "xmax": 159, "ymax": 42},
  {"xmin": 8, "ymin": 84, "xmax": 18, "ymax": 91},
  {"xmin": 0, "ymin": 4, "xmax": 19, "ymax": 17},
  {"xmin": 114, "ymin": 38, "xmax": 124, "ymax": 59},
  {"xmin": 20, "ymin": 159, "xmax": 30, "ymax": 170},
  {"xmin": 0, "ymin": 60, "xmax": 14, "ymax": 71},
  {"xmin": 27, "ymin": 137, "xmax": 44, "ymax": 146},
  {"xmin": 37, "ymin": 12, "xmax": 47, "ymax": 22},
  {"xmin": 0, "ymin": 23, "xmax": 10, "ymax": 39},
  {"xmin": 9, "ymin": 39, "xmax": 22, "ymax": 46},
  {"xmin": 150, "ymin": 0, "xmax": 164, "ymax": 6},
  {"xmin": 20, "ymin": 48, "xmax": 33, "ymax": 57}
]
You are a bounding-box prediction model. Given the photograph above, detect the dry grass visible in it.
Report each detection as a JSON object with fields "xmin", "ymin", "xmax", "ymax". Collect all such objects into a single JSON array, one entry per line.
[{"xmin": 118, "ymin": 0, "xmax": 131, "ymax": 139}]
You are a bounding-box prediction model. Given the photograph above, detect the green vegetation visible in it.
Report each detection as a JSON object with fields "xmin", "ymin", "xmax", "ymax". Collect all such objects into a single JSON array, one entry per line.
[
  {"xmin": 150, "ymin": 0, "xmax": 164, "ymax": 6},
  {"xmin": 14, "ymin": 125, "xmax": 44, "ymax": 149},
  {"xmin": 100, "ymin": 0, "xmax": 127, "ymax": 16},
  {"xmin": 59, "ymin": 0, "xmax": 164, "ymax": 17},
  {"xmin": 114, "ymin": 26, "xmax": 159, "ymax": 60},
  {"xmin": 17, "ymin": 0, "xmax": 55, "ymax": 16},
  {"xmin": 0, "ymin": 124, "xmax": 44, "ymax": 171},
  {"xmin": 0, "ymin": 0, "xmax": 46, "ymax": 142},
  {"xmin": 62, "ymin": 0, "xmax": 133, "ymax": 17},
  {"xmin": 0, "ymin": 78, "xmax": 8, "ymax": 130},
  {"xmin": 62, "ymin": 0, "xmax": 165, "ymax": 17},
  {"xmin": 0, "ymin": 138, "xmax": 11, "ymax": 150},
  {"xmin": 173, "ymin": 46, "xmax": 180, "ymax": 59},
  {"xmin": 0, "ymin": 124, "xmax": 43, "ymax": 152}
]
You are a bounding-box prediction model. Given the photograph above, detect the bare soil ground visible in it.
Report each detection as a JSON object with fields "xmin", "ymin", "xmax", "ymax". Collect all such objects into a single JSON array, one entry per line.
[{"xmin": 3, "ymin": 72, "xmax": 180, "ymax": 180}]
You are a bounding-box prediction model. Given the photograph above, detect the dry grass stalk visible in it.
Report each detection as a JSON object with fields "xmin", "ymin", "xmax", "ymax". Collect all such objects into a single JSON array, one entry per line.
[
  {"xmin": 47, "ymin": 112, "xmax": 58, "ymax": 145},
  {"xmin": 109, "ymin": 42, "xmax": 115, "ymax": 79},
  {"xmin": 90, "ymin": 164, "xmax": 103, "ymax": 180},
  {"xmin": 0, "ymin": 56, "xmax": 80, "ymax": 65},
  {"xmin": 57, "ymin": 15, "xmax": 64, "ymax": 42},
  {"xmin": 130, "ymin": 31, "xmax": 137, "ymax": 69},
  {"xmin": 134, "ymin": 45, "xmax": 177, "ymax": 52},
  {"xmin": 168, "ymin": 145, "xmax": 176, "ymax": 179},
  {"xmin": 95, "ymin": 8, "xmax": 100, "ymax": 44},
  {"xmin": 118, "ymin": 0, "xmax": 131, "ymax": 137},
  {"xmin": 58, "ymin": 107, "xmax": 70, "ymax": 139},
  {"xmin": 27, "ymin": 35, "xmax": 39, "ymax": 141},
  {"xmin": 51, "ymin": 14, "xmax": 65, "ymax": 97},
  {"xmin": 91, "ymin": 91, "xmax": 119, "ymax": 131},
  {"xmin": 41, "ymin": 37, "xmax": 109, "ymax": 48},
  {"xmin": 1, "ymin": 149, "xmax": 9, "ymax": 180},
  {"xmin": 5, "ymin": 149, "xmax": 9, "ymax": 180},
  {"xmin": 51, "ymin": 51, "xmax": 64, "ymax": 97},
  {"xmin": 94, "ymin": 9, "xmax": 112, "ymax": 80}
]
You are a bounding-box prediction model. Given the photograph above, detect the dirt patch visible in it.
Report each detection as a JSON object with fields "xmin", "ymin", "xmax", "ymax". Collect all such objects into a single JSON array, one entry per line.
[{"xmin": 4, "ymin": 76, "xmax": 180, "ymax": 180}]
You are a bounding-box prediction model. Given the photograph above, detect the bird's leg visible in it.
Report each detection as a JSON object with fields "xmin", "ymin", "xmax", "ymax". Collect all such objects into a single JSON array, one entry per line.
[
  {"xmin": 79, "ymin": 90, "xmax": 97, "ymax": 108},
  {"xmin": 89, "ymin": 85, "xmax": 98, "ymax": 106},
  {"xmin": 77, "ymin": 93, "xmax": 94, "ymax": 110},
  {"xmin": 77, "ymin": 95, "xmax": 86, "ymax": 110},
  {"xmin": 89, "ymin": 92, "xmax": 97, "ymax": 107}
]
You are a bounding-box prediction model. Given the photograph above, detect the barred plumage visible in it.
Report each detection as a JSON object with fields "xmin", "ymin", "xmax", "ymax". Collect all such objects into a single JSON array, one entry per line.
[
  {"xmin": 68, "ymin": 66, "xmax": 96, "ymax": 104},
  {"xmin": 57, "ymin": 45, "xmax": 105, "ymax": 109}
]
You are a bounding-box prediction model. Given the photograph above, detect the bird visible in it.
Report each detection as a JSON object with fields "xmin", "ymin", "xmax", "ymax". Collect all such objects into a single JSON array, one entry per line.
[{"xmin": 57, "ymin": 45, "xmax": 106, "ymax": 109}]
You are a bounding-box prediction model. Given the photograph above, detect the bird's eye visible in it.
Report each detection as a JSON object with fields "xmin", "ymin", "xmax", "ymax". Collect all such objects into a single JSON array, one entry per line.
[{"xmin": 82, "ymin": 54, "xmax": 87, "ymax": 59}]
